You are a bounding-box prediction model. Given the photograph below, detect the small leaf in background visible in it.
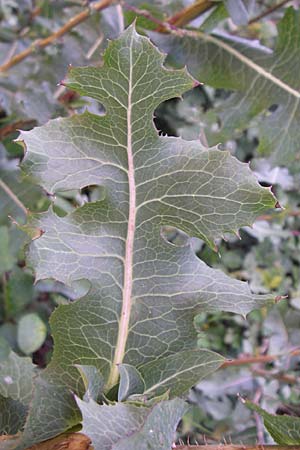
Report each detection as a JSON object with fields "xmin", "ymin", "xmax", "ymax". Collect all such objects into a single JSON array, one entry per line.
[
  {"xmin": 3, "ymin": 267, "xmax": 34, "ymax": 319},
  {"xmin": 17, "ymin": 313, "xmax": 47, "ymax": 355},
  {"xmin": 245, "ymin": 400, "xmax": 300, "ymax": 445},
  {"xmin": 224, "ymin": 0, "xmax": 250, "ymax": 26},
  {"xmin": 151, "ymin": 8, "xmax": 300, "ymax": 171},
  {"xmin": 200, "ymin": 3, "xmax": 228, "ymax": 33},
  {"xmin": 0, "ymin": 323, "xmax": 17, "ymax": 353}
]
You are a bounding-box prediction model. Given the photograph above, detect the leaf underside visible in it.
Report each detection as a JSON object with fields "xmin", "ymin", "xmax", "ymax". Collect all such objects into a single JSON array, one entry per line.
[
  {"xmin": 10, "ymin": 25, "xmax": 276, "ymax": 448},
  {"xmin": 151, "ymin": 7, "xmax": 300, "ymax": 171}
]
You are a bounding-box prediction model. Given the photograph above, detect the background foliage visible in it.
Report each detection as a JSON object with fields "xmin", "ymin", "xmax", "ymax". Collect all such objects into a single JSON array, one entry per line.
[{"xmin": 1, "ymin": 0, "xmax": 300, "ymax": 447}]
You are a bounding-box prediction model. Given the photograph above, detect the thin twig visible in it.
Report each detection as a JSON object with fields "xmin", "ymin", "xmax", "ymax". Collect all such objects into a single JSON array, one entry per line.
[
  {"xmin": 156, "ymin": 0, "xmax": 215, "ymax": 31},
  {"xmin": 222, "ymin": 354, "xmax": 276, "ymax": 367},
  {"xmin": 248, "ymin": 0, "xmax": 292, "ymax": 25},
  {"xmin": 253, "ymin": 388, "xmax": 264, "ymax": 445},
  {"xmin": 0, "ymin": 0, "xmax": 115, "ymax": 72},
  {"xmin": 86, "ymin": 33, "xmax": 104, "ymax": 59},
  {"xmin": 251, "ymin": 367, "xmax": 298, "ymax": 385},
  {"xmin": 221, "ymin": 348, "xmax": 300, "ymax": 368},
  {"xmin": 3, "ymin": 41, "xmax": 18, "ymax": 65},
  {"xmin": 0, "ymin": 178, "xmax": 28, "ymax": 216}
]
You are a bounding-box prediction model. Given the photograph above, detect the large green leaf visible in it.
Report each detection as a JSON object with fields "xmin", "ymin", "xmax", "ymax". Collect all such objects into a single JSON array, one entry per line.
[
  {"xmin": 151, "ymin": 7, "xmax": 300, "ymax": 171},
  {"xmin": 16, "ymin": 25, "xmax": 275, "ymax": 446},
  {"xmin": 245, "ymin": 401, "xmax": 300, "ymax": 445}
]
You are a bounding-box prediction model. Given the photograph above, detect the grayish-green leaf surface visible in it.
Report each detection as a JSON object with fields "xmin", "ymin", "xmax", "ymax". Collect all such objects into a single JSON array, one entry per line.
[
  {"xmin": 75, "ymin": 365, "xmax": 104, "ymax": 402},
  {"xmin": 0, "ymin": 396, "xmax": 27, "ymax": 435},
  {"xmin": 246, "ymin": 401, "xmax": 300, "ymax": 444},
  {"xmin": 18, "ymin": 25, "xmax": 275, "ymax": 445},
  {"xmin": 118, "ymin": 364, "xmax": 145, "ymax": 401},
  {"xmin": 0, "ymin": 168, "xmax": 47, "ymax": 226},
  {"xmin": 76, "ymin": 397, "xmax": 187, "ymax": 450},
  {"xmin": 151, "ymin": 8, "xmax": 300, "ymax": 171},
  {"xmin": 139, "ymin": 349, "xmax": 224, "ymax": 397},
  {"xmin": 0, "ymin": 351, "xmax": 34, "ymax": 405},
  {"xmin": 112, "ymin": 398, "xmax": 187, "ymax": 450}
]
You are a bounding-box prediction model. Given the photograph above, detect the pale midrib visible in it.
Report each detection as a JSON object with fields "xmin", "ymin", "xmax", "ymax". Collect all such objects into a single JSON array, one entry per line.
[
  {"xmin": 106, "ymin": 39, "xmax": 136, "ymax": 390},
  {"xmin": 190, "ymin": 30, "xmax": 300, "ymax": 99}
]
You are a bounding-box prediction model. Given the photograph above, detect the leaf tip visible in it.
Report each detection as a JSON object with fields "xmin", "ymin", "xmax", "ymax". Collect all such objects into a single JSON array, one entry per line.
[
  {"xmin": 193, "ymin": 79, "xmax": 203, "ymax": 88},
  {"xmin": 237, "ymin": 393, "xmax": 246, "ymax": 404},
  {"xmin": 275, "ymin": 295, "xmax": 288, "ymax": 304},
  {"xmin": 213, "ymin": 243, "xmax": 219, "ymax": 253},
  {"xmin": 234, "ymin": 229, "xmax": 241, "ymax": 240}
]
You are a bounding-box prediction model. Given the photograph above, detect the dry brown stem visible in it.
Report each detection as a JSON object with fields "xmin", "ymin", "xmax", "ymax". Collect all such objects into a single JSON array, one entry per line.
[
  {"xmin": 2, "ymin": 434, "xmax": 300, "ymax": 450},
  {"xmin": 175, "ymin": 447, "xmax": 300, "ymax": 450},
  {"xmin": 0, "ymin": 433, "xmax": 92, "ymax": 450},
  {"xmin": 248, "ymin": 0, "xmax": 292, "ymax": 25},
  {"xmin": 222, "ymin": 348, "xmax": 300, "ymax": 369},
  {"xmin": 156, "ymin": 0, "xmax": 215, "ymax": 31}
]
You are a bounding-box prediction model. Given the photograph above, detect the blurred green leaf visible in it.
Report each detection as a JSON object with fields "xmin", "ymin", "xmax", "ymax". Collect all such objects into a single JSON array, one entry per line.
[
  {"xmin": 3, "ymin": 266, "xmax": 34, "ymax": 319},
  {"xmin": 17, "ymin": 313, "xmax": 47, "ymax": 355},
  {"xmin": 151, "ymin": 8, "xmax": 300, "ymax": 171},
  {"xmin": 0, "ymin": 226, "xmax": 15, "ymax": 273},
  {"xmin": 224, "ymin": 0, "xmax": 249, "ymax": 26},
  {"xmin": 245, "ymin": 401, "xmax": 300, "ymax": 444}
]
